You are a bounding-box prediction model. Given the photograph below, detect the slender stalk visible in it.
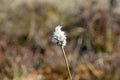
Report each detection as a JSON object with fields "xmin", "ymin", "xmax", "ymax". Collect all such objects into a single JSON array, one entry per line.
[{"xmin": 61, "ymin": 46, "xmax": 73, "ymax": 80}]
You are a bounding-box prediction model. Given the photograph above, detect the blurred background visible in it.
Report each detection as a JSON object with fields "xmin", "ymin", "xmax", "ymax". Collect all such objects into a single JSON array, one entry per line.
[{"xmin": 0, "ymin": 0, "xmax": 120, "ymax": 80}]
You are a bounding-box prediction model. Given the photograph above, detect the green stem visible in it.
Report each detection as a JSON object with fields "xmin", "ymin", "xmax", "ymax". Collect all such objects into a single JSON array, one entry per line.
[{"xmin": 61, "ymin": 46, "xmax": 73, "ymax": 80}]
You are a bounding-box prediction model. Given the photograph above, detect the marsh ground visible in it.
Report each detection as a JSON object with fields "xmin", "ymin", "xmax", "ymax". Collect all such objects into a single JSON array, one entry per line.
[{"xmin": 0, "ymin": 0, "xmax": 120, "ymax": 80}]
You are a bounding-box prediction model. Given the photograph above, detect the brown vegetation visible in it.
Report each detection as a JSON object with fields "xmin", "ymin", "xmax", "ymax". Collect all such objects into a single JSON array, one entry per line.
[{"xmin": 0, "ymin": 0, "xmax": 120, "ymax": 80}]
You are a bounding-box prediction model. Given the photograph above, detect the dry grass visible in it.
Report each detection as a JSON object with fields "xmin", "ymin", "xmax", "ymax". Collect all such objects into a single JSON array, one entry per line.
[{"xmin": 0, "ymin": 0, "xmax": 120, "ymax": 80}]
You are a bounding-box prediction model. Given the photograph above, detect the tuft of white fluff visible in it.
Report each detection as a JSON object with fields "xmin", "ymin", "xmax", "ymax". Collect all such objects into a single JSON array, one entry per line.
[{"xmin": 52, "ymin": 25, "xmax": 67, "ymax": 47}]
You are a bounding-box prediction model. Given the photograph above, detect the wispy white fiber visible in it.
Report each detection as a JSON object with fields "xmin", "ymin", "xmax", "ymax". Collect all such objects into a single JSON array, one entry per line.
[{"xmin": 52, "ymin": 25, "xmax": 66, "ymax": 47}]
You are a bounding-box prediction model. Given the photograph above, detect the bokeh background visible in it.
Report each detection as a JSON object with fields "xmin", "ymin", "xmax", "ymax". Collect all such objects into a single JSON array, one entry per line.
[{"xmin": 0, "ymin": 0, "xmax": 120, "ymax": 80}]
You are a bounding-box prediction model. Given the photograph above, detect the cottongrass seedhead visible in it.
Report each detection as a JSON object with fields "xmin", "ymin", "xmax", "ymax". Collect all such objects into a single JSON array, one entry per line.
[
  {"xmin": 52, "ymin": 25, "xmax": 67, "ymax": 47},
  {"xmin": 51, "ymin": 25, "xmax": 73, "ymax": 80}
]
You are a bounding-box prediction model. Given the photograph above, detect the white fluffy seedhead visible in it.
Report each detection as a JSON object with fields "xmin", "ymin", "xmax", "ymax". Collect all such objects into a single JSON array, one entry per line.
[{"xmin": 52, "ymin": 25, "xmax": 67, "ymax": 47}]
